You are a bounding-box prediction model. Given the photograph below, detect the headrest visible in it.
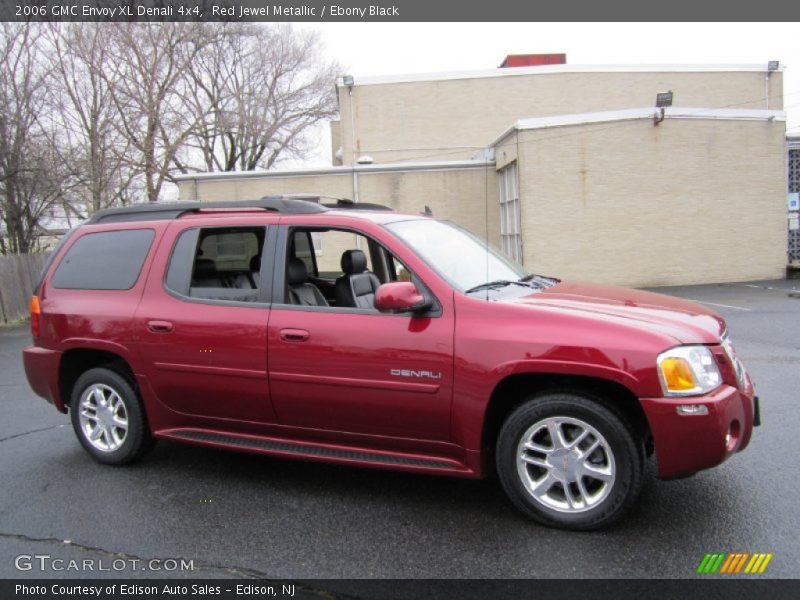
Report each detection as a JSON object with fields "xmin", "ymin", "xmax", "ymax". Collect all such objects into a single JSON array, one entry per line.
[
  {"xmin": 249, "ymin": 255, "xmax": 261, "ymax": 272},
  {"xmin": 193, "ymin": 258, "xmax": 216, "ymax": 279},
  {"xmin": 341, "ymin": 249, "xmax": 367, "ymax": 274},
  {"xmin": 287, "ymin": 257, "xmax": 308, "ymax": 286}
]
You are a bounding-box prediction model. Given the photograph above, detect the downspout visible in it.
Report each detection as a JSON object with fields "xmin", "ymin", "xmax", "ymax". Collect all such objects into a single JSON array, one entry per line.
[{"xmin": 348, "ymin": 84, "xmax": 359, "ymax": 203}]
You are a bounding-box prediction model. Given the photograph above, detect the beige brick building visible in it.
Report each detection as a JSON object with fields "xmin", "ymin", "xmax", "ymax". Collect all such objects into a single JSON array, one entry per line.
[{"xmin": 176, "ymin": 59, "xmax": 788, "ymax": 287}]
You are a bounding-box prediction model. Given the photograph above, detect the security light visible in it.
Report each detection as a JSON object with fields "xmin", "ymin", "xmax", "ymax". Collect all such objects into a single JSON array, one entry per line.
[
  {"xmin": 768, "ymin": 61, "xmax": 780, "ymax": 72},
  {"xmin": 656, "ymin": 91, "xmax": 674, "ymax": 108},
  {"xmin": 342, "ymin": 75, "xmax": 355, "ymax": 87}
]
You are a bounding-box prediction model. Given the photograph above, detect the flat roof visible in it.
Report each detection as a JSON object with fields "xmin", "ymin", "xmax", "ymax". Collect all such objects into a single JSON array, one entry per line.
[
  {"xmin": 336, "ymin": 63, "xmax": 785, "ymax": 88},
  {"xmin": 490, "ymin": 107, "xmax": 787, "ymax": 147},
  {"xmin": 173, "ymin": 159, "xmax": 492, "ymax": 183}
]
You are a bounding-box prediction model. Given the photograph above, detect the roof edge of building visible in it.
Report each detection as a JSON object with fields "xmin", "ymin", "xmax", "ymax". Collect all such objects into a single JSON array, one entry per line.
[
  {"xmin": 336, "ymin": 63, "xmax": 785, "ymax": 88},
  {"xmin": 173, "ymin": 159, "xmax": 493, "ymax": 183},
  {"xmin": 490, "ymin": 107, "xmax": 787, "ymax": 147}
]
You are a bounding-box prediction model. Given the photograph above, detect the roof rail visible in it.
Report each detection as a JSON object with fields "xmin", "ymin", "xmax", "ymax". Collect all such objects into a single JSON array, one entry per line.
[
  {"xmin": 321, "ymin": 198, "xmax": 394, "ymax": 212},
  {"xmin": 87, "ymin": 197, "xmax": 328, "ymax": 224},
  {"xmin": 275, "ymin": 194, "xmax": 393, "ymax": 211}
]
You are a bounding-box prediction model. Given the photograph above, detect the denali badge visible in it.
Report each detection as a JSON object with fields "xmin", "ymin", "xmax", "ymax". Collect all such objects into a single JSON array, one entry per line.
[{"xmin": 390, "ymin": 369, "xmax": 442, "ymax": 380}]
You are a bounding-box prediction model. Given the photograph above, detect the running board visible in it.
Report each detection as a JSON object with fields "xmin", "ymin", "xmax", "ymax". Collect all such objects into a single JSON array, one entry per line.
[{"xmin": 159, "ymin": 428, "xmax": 472, "ymax": 475}]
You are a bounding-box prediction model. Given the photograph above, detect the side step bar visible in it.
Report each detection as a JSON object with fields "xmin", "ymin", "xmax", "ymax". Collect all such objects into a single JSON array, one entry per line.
[{"xmin": 159, "ymin": 428, "xmax": 473, "ymax": 476}]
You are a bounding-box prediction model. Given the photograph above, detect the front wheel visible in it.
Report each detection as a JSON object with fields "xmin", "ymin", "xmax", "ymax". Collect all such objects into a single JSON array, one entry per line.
[
  {"xmin": 496, "ymin": 393, "xmax": 644, "ymax": 530},
  {"xmin": 69, "ymin": 367, "xmax": 154, "ymax": 465}
]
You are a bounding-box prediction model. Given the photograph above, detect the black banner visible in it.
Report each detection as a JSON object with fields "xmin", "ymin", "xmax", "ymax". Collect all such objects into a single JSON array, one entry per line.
[
  {"xmin": 4, "ymin": 579, "xmax": 800, "ymax": 600},
  {"xmin": 1, "ymin": 0, "xmax": 800, "ymax": 22}
]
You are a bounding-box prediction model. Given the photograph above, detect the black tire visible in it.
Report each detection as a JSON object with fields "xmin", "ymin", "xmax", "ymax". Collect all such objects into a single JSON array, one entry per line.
[
  {"xmin": 69, "ymin": 367, "xmax": 154, "ymax": 465},
  {"xmin": 496, "ymin": 392, "xmax": 644, "ymax": 530}
]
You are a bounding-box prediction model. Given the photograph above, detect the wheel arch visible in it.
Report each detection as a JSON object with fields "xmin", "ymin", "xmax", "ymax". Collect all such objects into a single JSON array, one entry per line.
[
  {"xmin": 481, "ymin": 372, "xmax": 652, "ymax": 475},
  {"xmin": 59, "ymin": 347, "xmax": 137, "ymax": 409}
]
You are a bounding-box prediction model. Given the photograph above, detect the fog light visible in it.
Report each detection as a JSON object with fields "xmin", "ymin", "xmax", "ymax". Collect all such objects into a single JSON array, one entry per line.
[{"xmin": 676, "ymin": 404, "xmax": 709, "ymax": 416}]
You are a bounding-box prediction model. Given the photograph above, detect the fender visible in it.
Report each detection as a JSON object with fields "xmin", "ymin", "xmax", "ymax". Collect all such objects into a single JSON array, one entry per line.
[
  {"xmin": 489, "ymin": 358, "xmax": 644, "ymax": 396},
  {"xmin": 58, "ymin": 338, "xmax": 139, "ymax": 371},
  {"xmin": 451, "ymin": 357, "xmax": 647, "ymax": 455}
]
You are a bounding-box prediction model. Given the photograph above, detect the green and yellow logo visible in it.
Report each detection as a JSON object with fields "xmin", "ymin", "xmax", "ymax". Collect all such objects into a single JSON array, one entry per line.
[{"xmin": 697, "ymin": 552, "xmax": 773, "ymax": 575}]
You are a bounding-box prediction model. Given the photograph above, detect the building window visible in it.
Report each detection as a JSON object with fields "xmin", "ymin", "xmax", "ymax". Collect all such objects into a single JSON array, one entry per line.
[{"xmin": 498, "ymin": 162, "xmax": 522, "ymax": 263}]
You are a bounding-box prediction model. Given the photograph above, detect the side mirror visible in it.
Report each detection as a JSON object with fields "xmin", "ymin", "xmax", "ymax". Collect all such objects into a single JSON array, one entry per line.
[{"xmin": 375, "ymin": 281, "xmax": 431, "ymax": 313}]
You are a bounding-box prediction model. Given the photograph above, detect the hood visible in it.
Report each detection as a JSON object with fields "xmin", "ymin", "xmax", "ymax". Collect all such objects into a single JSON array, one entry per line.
[{"xmin": 508, "ymin": 281, "xmax": 725, "ymax": 344}]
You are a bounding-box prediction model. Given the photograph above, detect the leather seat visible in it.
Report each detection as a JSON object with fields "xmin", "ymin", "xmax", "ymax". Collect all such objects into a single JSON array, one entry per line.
[
  {"xmin": 192, "ymin": 258, "xmax": 222, "ymax": 287},
  {"xmin": 287, "ymin": 257, "xmax": 328, "ymax": 306},
  {"xmin": 335, "ymin": 250, "xmax": 380, "ymax": 309}
]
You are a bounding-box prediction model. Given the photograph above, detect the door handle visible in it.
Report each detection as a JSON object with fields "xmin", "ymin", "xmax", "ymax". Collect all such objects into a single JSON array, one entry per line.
[
  {"xmin": 279, "ymin": 328, "xmax": 310, "ymax": 342},
  {"xmin": 147, "ymin": 320, "xmax": 174, "ymax": 333}
]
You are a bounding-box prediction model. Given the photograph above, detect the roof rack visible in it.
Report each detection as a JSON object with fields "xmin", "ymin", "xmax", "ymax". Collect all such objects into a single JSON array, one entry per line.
[
  {"xmin": 277, "ymin": 193, "xmax": 393, "ymax": 211},
  {"xmin": 321, "ymin": 198, "xmax": 394, "ymax": 212},
  {"xmin": 87, "ymin": 197, "xmax": 328, "ymax": 224}
]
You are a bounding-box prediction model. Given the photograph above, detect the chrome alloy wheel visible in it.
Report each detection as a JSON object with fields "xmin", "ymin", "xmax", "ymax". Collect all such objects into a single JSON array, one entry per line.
[
  {"xmin": 78, "ymin": 383, "xmax": 129, "ymax": 452},
  {"xmin": 516, "ymin": 416, "xmax": 616, "ymax": 513}
]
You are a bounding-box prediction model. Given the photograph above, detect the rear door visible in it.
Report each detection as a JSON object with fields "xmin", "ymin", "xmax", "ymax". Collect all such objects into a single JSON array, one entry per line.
[{"xmin": 134, "ymin": 221, "xmax": 277, "ymax": 424}]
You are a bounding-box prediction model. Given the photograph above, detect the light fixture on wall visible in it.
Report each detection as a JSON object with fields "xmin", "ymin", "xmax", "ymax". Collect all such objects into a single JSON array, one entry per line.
[
  {"xmin": 654, "ymin": 90, "xmax": 673, "ymax": 126},
  {"xmin": 342, "ymin": 75, "xmax": 355, "ymax": 87},
  {"xmin": 766, "ymin": 62, "xmax": 779, "ymax": 109}
]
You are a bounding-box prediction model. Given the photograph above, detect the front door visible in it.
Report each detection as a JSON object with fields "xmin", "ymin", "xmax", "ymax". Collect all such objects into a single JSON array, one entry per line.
[{"xmin": 266, "ymin": 225, "xmax": 454, "ymax": 442}]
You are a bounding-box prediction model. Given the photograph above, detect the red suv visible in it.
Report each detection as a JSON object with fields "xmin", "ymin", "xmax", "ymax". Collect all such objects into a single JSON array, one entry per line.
[{"xmin": 23, "ymin": 198, "xmax": 759, "ymax": 529}]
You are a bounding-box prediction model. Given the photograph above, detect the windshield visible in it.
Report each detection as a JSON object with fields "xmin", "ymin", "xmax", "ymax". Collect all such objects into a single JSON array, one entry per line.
[{"xmin": 385, "ymin": 219, "xmax": 529, "ymax": 292}]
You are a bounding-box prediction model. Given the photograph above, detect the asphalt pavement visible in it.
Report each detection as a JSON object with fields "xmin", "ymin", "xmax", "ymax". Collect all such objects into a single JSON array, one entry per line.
[{"xmin": 1, "ymin": 279, "xmax": 798, "ymax": 580}]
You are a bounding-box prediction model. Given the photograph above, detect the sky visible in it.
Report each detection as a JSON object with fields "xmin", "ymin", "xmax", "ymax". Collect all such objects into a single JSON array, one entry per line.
[{"xmin": 293, "ymin": 21, "xmax": 800, "ymax": 166}]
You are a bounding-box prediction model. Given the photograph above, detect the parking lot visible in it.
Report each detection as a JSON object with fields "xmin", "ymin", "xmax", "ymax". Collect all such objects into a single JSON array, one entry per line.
[{"xmin": 1, "ymin": 279, "xmax": 798, "ymax": 580}]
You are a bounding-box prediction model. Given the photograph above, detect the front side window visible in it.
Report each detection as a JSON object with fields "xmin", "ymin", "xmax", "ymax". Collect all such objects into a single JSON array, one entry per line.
[
  {"xmin": 51, "ymin": 229, "xmax": 155, "ymax": 290},
  {"xmin": 165, "ymin": 227, "xmax": 267, "ymax": 303},
  {"xmin": 281, "ymin": 227, "xmax": 407, "ymax": 310}
]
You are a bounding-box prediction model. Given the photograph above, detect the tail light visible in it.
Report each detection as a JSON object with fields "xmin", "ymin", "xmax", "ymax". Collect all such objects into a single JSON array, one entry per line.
[{"xmin": 30, "ymin": 295, "xmax": 41, "ymax": 338}]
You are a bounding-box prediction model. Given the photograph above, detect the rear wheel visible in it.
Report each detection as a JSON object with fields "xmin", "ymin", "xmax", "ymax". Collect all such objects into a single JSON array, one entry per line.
[
  {"xmin": 69, "ymin": 367, "xmax": 154, "ymax": 465},
  {"xmin": 496, "ymin": 392, "xmax": 644, "ymax": 530}
]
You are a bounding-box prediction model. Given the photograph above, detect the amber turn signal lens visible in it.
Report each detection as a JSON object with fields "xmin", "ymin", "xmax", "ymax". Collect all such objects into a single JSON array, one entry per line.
[
  {"xmin": 660, "ymin": 357, "xmax": 697, "ymax": 391},
  {"xmin": 30, "ymin": 295, "xmax": 41, "ymax": 338}
]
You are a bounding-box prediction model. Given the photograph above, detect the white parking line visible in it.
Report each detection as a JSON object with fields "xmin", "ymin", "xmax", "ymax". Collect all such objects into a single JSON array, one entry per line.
[{"xmin": 686, "ymin": 299, "xmax": 752, "ymax": 312}]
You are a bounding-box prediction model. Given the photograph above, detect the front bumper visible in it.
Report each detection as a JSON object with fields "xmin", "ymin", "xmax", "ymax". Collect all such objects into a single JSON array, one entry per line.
[
  {"xmin": 640, "ymin": 383, "xmax": 757, "ymax": 479},
  {"xmin": 22, "ymin": 346, "xmax": 66, "ymax": 413}
]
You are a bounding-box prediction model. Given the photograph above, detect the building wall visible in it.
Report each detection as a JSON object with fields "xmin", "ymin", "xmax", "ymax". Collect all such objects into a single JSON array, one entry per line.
[
  {"xmin": 337, "ymin": 69, "xmax": 783, "ymax": 164},
  {"xmin": 506, "ymin": 117, "xmax": 787, "ymax": 287},
  {"xmin": 177, "ymin": 165, "xmax": 499, "ymax": 273}
]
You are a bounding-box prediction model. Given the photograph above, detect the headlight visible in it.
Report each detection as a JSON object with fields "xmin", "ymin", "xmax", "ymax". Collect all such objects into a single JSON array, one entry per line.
[
  {"xmin": 721, "ymin": 333, "xmax": 746, "ymax": 388},
  {"xmin": 657, "ymin": 346, "xmax": 722, "ymax": 396}
]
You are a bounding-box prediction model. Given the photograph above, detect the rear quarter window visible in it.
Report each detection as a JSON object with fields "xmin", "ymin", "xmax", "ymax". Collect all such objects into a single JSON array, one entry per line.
[{"xmin": 51, "ymin": 229, "xmax": 155, "ymax": 290}]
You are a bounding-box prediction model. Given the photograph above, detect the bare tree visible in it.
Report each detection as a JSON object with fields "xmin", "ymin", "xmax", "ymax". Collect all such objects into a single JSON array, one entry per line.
[
  {"xmin": 49, "ymin": 23, "xmax": 138, "ymax": 215},
  {"xmin": 182, "ymin": 24, "xmax": 340, "ymax": 173},
  {"xmin": 0, "ymin": 23, "xmax": 67, "ymax": 254},
  {"xmin": 101, "ymin": 23, "xmax": 214, "ymax": 203}
]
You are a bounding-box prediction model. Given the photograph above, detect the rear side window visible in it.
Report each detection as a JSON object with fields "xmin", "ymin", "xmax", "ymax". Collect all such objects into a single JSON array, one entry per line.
[
  {"xmin": 164, "ymin": 226, "xmax": 268, "ymax": 304},
  {"xmin": 51, "ymin": 229, "xmax": 155, "ymax": 290}
]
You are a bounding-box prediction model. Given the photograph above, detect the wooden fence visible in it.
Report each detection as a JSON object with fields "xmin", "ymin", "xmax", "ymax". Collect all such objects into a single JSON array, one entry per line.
[{"xmin": 0, "ymin": 253, "xmax": 51, "ymax": 324}]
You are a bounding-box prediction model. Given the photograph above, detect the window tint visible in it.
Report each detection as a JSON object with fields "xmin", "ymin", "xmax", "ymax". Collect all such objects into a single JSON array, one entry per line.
[
  {"xmin": 51, "ymin": 229, "xmax": 155, "ymax": 290},
  {"xmin": 165, "ymin": 227, "xmax": 267, "ymax": 303}
]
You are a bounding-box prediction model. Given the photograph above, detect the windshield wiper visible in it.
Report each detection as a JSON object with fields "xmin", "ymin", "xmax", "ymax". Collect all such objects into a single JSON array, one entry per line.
[
  {"xmin": 520, "ymin": 273, "xmax": 560, "ymax": 286},
  {"xmin": 465, "ymin": 280, "xmax": 533, "ymax": 294},
  {"xmin": 466, "ymin": 274, "xmax": 560, "ymax": 295}
]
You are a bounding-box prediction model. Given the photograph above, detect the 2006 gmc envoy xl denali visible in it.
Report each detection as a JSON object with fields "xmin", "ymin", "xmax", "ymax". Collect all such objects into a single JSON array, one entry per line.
[{"xmin": 23, "ymin": 197, "xmax": 760, "ymax": 529}]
